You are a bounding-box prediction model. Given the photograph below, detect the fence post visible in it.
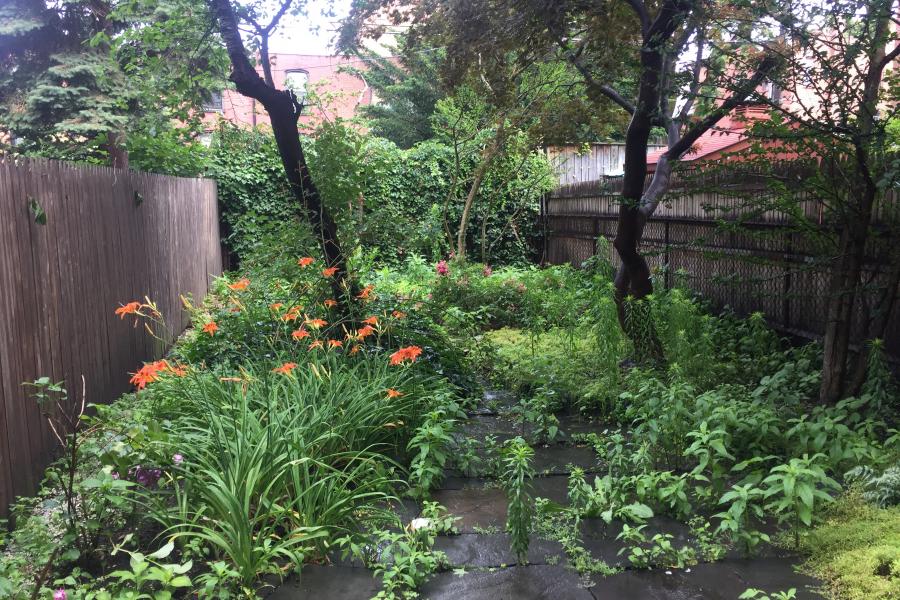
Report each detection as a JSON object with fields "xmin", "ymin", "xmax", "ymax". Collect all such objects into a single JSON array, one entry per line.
[
  {"xmin": 783, "ymin": 231, "xmax": 793, "ymax": 329},
  {"xmin": 664, "ymin": 219, "xmax": 671, "ymax": 290}
]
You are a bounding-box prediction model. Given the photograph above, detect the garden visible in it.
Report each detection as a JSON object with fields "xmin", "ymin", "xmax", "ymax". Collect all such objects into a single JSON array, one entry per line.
[
  {"xmin": 2, "ymin": 0, "xmax": 900, "ymax": 599},
  {"xmin": 1, "ymin": 242, "xmax": 898, "ymax": 599}
]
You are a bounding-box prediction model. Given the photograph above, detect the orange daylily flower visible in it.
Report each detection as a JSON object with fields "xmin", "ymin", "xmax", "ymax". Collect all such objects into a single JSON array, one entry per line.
[
  {"xmin": 308, "ymin": 340, "xmax": 323, "ymax": 350},
  {"xmin": 115, "ymin": 301, "xmax": 142, "ymax": 319},
  {"xmin": 392, "ymin": 310, "xmax": 407, "ymax": 319},
  {"xmin": 291, "ymin": 328, "xmax": 310, "ymax": 340},
  {"xmin": 129, "ymin": 360, "xmax": 183, "ymax": 390},
  {"xmin": 306, "ymin": 317, "xmax": 327, "ymax": 329},
  {"xmin": 228, "ymin": 278, "xmax": 250, "ymax": 291},
  {"xmin": 386, "ymin": 388, "xmax": 404, "ymax": 398},
  {"xmin": 202, "ymin": 321, "xmax": 218, "ymax": 336},
  {"xmin": 328, "ymin": 339, "xmax": 343, "ymax": 349},
  {"xmin": 357, "ymin": 325, "xmax": 376, "ymax": 339},
  {"xmin": 298, "ymin": 257, "xmax": 315, "ymax": 267},
  {"xmin": 363, "ymin": 316, "xmax": 378, "ymax": 325},
  {"xmin": 270, "ymin": 302, "xmax": 284, "ymax": 311},
  {"xmin": 272, "ymin": 362, "xmax": 298, "ymax": 375},
  {"xmin": 282, "ymin": 306, "xmax": 302, "ymax": 322},
  {"xmin": 323, "ymin": 299, "xmax": 337, "ymax": 308},
  {"xmin": 389, "ymin": 345, "xmax": 423, "ymax": 366},
  {"xmin": 357, "ymin": 284, "xmax": 375, "ymax": 300},
  {"xmin": 322, "ymin": 266, "xmax": 339, "ymax": 278},
  {"xmin": 349, "ymin": 345, "xmax": 360, "ymax": 355}
]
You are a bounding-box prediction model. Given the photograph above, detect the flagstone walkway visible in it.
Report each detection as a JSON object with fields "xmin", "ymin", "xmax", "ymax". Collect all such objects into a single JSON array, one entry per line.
[{"xmin": 269, "ymin": 390, "xmax": 824, "ymax": 600}]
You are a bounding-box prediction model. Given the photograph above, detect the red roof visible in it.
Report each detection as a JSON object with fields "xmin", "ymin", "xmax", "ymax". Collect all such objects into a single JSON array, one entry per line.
[{"xmin": 647, "ymin": 127, "xmax": 749, "ymax": 169}]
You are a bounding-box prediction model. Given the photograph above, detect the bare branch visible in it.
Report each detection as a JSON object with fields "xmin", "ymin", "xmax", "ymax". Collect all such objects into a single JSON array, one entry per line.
[
  {"xmin": 677, "ymin": 29, "xmax": 705, "ymax": 121},
  {"xmin": 666, "ymin": 52, "xmax": 780, "ymax": 161}
]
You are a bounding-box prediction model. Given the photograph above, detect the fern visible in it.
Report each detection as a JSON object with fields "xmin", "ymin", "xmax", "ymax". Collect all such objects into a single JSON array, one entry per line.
[{"xmin": 846, "ymin": 464, "xmax": 900, "ymax": 507}]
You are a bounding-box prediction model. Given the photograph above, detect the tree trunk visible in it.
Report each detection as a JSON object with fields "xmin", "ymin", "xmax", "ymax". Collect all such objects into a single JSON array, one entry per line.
[
  {"xmin": 208, "ymin": 0, "xmax": 351, "ymax": 303},
  {"xmin": 819, "ymin": 229, "xmax": 866, "ymax": 402},
  {"xmin": 105, "ymin": 132, "xmax": 129, "ymax": 169},
  {"xmin": 456, "ymin": 161, "xmax": 490, "ymax": 260},
  {"xmin": 456, "ymin": 128, "xmax": 504, "ymax": 260},
  {"xmin": 818, "ymin": 0, "xmax": 890, "ymax": 403},
  {"xmin": 846, "ymin": 256, "xmax": 900, "ymax": 396}
]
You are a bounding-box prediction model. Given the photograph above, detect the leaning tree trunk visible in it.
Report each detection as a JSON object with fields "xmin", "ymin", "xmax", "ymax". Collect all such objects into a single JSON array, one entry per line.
[
  {"xmin": 456, "ymin": 125, "xmax": 505, "ymax": 261},
  {"xmin": 208, "ymin": 0, "xmax": 351, "ymax": 303}
]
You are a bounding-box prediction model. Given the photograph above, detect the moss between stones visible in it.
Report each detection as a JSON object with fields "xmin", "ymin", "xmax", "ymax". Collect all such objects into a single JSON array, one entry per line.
[{"xmin": 799, "ymin": 491, "xmax": 900, "ymax": 599}]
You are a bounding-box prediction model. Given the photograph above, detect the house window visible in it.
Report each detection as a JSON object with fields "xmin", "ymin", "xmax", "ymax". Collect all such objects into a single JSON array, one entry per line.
[
  {"xmin": 203, "ymin": 90, "xmax": 223, "ymax": 112},
  {"xmin": 284, "ymin": 70, "xmax": 309, "ymax": 104}
]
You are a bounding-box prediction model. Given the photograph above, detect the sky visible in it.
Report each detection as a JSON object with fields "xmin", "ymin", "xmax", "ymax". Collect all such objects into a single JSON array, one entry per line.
[{"xmin": 267, "ymin": 0, "xmax": 353, "ymax": 55}]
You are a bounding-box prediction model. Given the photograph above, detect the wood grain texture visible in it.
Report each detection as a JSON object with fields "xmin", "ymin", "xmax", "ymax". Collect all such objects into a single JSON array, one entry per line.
[{"xmin": 0, "ymin": 157, "xmax": 222, "ymax": 517}]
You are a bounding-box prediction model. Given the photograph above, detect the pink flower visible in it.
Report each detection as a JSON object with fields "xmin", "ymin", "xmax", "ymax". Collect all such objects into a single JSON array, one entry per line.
[
  {"xmin": 54, "ymin": 590, "xmax": 67, "ymax": 600},
  {"xmin": 483, "ymin": 265, "xmax": 492, "ymax": 277},
  {"xmin": 173, "ymin": 454, "xmax": 184, "ymax": 464},
  {"xmin": 436, "ymin": 260, "xmax": 449, "ymax": 276}
]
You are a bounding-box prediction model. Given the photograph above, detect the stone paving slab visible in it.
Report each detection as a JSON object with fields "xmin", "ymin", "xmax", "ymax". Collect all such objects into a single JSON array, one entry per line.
[
  {"xmin": 587, "ymin": 558, "xmax": 824, "ymax": 599},
  {"xmin": 420, "ymin": 565, "xmax": 594, "ymax": 600},
  {"xmin": 267, "ymin": 565, "xmax": 382, "ymax": 599},
  {"xmin": 580, "ymin": 516, "xmax": 694, "ymax": 543},
  {"xmin": 430, "ymin": 481, "xmax": 508, "ymax": 532},
  {"xmin": 532, "ymin": 445, "xmax": 600, "ymax": 475},
  {"xmin": 530, "ymin": 474, "xmax": 571, "ymax": 504},
  {"xmin": 458, "ymin": 415, "xmax": 529, "ymax": 445},
  {"xmin": 434, "ymin": 533, "xmax": 566, "ymax": 567},
  {"xmin": 556, "ymin": 414, "xmax": 609, "ymax": 439}
]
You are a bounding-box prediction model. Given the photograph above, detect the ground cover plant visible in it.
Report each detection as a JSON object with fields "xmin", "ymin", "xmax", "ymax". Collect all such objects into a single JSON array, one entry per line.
[
  {"xmin": 370, "ymin": 256, "xmax": 899, "ymax": 598},
  {"xmin": 1, "ymin": 249, "xmax": 898, "ymax": 599}
]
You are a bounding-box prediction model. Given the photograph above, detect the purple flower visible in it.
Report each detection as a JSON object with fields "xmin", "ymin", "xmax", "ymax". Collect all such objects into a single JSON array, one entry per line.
[
  {"xmin": 173, "ymin": 453, "xmax": 184, "ymax": 465},
  {"xmin": 53, "ymin": 590, "xmax": 67, "ymax": 600},
  {"xmin": 436, "ymin": 260, "xmax": 449, "ymax": 277},
  {"xmin": 130, "ymin": 465, "xmax": 163, "ymax": 488},
  {"xmin": 110, "ymin": 471, "xmax": 119, "ymax": 480},
  {"xmin": 482, "ymin": 265, "xmax": 492, "ymax": 277}
]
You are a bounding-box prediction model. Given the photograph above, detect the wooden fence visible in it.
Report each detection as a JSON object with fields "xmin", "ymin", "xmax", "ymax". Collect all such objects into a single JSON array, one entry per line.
[
  {"xmin": 545, "ymin": 143, "xmax": 666, "ymax": 185},
  {"xmin": 0, "ymin": 157, "xmax": 222, "ymax": 517},
  {"xmin": 542, "ymin": 171, "xmax": 900, "ymax": 359}
]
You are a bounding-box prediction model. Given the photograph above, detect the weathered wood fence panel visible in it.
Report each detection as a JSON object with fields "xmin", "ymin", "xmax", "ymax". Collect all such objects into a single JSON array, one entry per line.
[
  {"xmin": 545, "ymin": 144, "xmax": 666, "ymax": 185},
  {"xmin": 543, "ymin": 173, "xmax": 899, "ymax": 359},
  {"xmin": 0, "ymin": 157, "xmax": 222, "ymax": 517}
]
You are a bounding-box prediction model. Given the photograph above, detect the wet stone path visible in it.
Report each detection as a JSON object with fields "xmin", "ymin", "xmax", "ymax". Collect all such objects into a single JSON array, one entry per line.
[{"xmin": 269, "ymin": 390, "xmax": 824, "ymax": 599}]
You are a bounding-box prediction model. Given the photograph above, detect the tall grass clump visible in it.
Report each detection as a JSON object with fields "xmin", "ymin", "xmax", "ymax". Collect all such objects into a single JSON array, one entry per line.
[{"xmin": 141, "ymin": 353, "xmax": 444, "ymax": 586}]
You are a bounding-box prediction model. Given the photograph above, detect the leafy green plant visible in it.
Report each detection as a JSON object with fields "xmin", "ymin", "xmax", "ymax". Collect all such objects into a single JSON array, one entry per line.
[
  {"xmin": 688, "ymin": 517, "xmax": 727, "ymax": 562},
  {"xmin": 615, "ymin": 524, "xmax": 695, "ymax": 570},
  {"xmin": 715, "ymin": 481, "xmax": 771, "ymax": 556},
  {"xmin": 502, "ymin": 437, "xmax": 535, "ymax": 564},
  {"xmin": 372, "ymin": 524, "xmax": 447, "ymax": 600},
  {"xmin": 105, "ymin": 537, "xmax": 193, "ymax": 598},
  {"xmin": 739, "ymin": 588, "xmax": 797, "ymax": 600},
  {"xmin": 684, "ymin": 421, "xmax": 734, "ymax": 504},
  {"xmin": 762, "ymin": 454, "xmax": 841, "ymax": 547},
  {"xmin": 408, "ymin": 409, "xmax": 457, "ymax": 496}
]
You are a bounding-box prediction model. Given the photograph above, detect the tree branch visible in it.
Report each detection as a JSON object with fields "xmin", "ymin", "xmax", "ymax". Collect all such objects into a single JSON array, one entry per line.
[
  {"xmin": 665, "ymin": 52, "xmax": 779, "ymax": 161},
  {"xmin": 624, "ymin": 0, "xmax": 650, "ymax": 34}
]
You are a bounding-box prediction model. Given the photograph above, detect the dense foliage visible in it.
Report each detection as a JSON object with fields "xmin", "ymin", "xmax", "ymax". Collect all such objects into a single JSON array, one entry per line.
[
  {"xmin": 204, "ymin": 120, "xmax": 552, "ymax": 267},
  {"xmin": 0, "ymin": 0, "xmax": 227, "ymax": 162}
]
